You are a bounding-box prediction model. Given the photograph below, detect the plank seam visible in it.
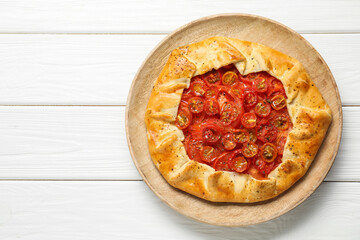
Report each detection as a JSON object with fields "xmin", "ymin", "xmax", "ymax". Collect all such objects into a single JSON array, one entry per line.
[
  {"xmin": 0, "ymin": 32, "xmax": 358, "ymax": 35},
  {"xmin": 0, "ymin": 105, "xmax": 354, "ymax": 107},
  {"xmin": 0, "ymin": 179, "xmax": 357, "ymax": 182},
  {"xmin": 0, "ymin": 105, "xmax": 127, "ymax": 107}
]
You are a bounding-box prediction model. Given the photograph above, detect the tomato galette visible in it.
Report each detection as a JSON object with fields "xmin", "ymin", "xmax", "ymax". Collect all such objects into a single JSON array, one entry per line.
[{"xmin": 145, "ymin": 37, "xmax": 331, "ymax": 202}]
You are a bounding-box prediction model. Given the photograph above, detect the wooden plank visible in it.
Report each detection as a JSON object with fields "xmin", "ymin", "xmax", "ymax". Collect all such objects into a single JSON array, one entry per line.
[
  {"xmin": 0, "ymin": 106, "xmax": 356, "ymax": 181},
  {"xmin": 0, "ymin": 0, "xmax": 359, "ymax": 33},
  {"xmin": 0, "ymin": 34, "xmax": 162, "ymax": 105},
  {"xmin": 304, "ymin": 34, "xmax": 360, "ymax": 105},
  {"xmin": 0, "ymin": 106, "xmax": 140, "ymax": 180},
  {"xmin": 0, "ymin": 181, "xmax": 358, "ymax": 239},
  {"xmin": 0, "ymin": 34, "xmax": 358, "ymax": 105}
]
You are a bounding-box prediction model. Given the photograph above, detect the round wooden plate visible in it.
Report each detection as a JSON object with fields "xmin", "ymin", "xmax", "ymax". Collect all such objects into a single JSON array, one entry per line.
[{"xmin": 125, "ymin": 14, "xmax": 342, "ymax": 226}]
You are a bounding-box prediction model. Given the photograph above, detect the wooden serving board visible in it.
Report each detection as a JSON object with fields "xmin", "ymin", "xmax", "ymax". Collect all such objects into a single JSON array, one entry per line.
[{"xmin": 125, "ymin": 14, "xmax": 342, "ymax": 226}]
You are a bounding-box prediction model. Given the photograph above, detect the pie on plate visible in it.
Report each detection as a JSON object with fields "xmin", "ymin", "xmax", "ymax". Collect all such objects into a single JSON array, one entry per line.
[{"xmin": 144, "ymin": 36, "xmax": 332, "ymax": 203}]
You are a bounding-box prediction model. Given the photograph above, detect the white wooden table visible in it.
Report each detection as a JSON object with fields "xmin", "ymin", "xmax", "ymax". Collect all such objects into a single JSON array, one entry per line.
[{"xmin": 0, "ymin": 1, "xmax": 359, "ymax": 239}]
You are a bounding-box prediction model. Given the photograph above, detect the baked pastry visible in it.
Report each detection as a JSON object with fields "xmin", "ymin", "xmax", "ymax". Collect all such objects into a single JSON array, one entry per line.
[{"xmin": 145, "ymin": 37, "xmax": 332, "ymax": 203}]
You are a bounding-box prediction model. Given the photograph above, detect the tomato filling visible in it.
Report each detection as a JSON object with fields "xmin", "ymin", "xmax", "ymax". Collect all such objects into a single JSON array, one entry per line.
[{"xmin": 177, "ymin": 64, "xmax": 292, "ymax": 179}]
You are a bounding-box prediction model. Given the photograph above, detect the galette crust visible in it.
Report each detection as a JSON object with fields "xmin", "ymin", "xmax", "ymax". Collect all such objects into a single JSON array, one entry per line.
[{"xmin": 145, "ymin": 37, "xmax": 332, "ymax": 203}]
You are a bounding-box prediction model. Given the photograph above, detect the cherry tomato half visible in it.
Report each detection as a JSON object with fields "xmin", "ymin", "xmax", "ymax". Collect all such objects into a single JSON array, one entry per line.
[
  {"xmin": 242, "ymin": 142, "xmax": 259, "ymax": 158},
  {"xmin": 242, "ymin": 72, "xmax": 260, "ymax": 83},
  {"xmin": 184, "ymin": 135, "xmax": 204, "ymax": 163},
  {"xmin": 243, "ymin": 90, "xmax": 258, "ymax": 108},
  {"xmin": 233, "ymin": 129, "xmax": 249, "ymax": 143},
  {"xmin": 202, "ymin": 128, "xmax": 221, "ymax": 143},
  {"xmin": 217, "ymin": 86, "xmax": 239, "ymax": 107},
  {"xmin": 190, "ymin": 79, "xmax": 207, "ymax": 97},
  {"xmin": 181, "ymin": 91, "xmax": 194, "ymax": 102},
  {"xmin": 273, "ymin": 113, "xmax": 290, "ymax": 130},
  {"xmin": 203, "ymin": 69, "xmax": 220, "ymax": 84},
  {"xmin": 220, "ymin": 102, "xmax": 239, "ymax": 125},
  {"xmin": 257, "ymin": 120, "xmax": 278, "ymax": 143},
  {"xmin": 205, "ymin": 87, "xmax": 219, "ymax": 99},
  {"xmin": 268, "ymin": 79, "xmax": 286, "ymax": 98},
  {"xmin": 221, "ymin": 132, "xmax": 237, "ymax": 150},
  {"xmin": 188, "ymin": 97, "xmax": 204, "ymax": 114},
  {"xmin": 192, "ymin": 111, "xmax": 206, "ymax": 125},
  {"xmin": 201, "ymin": 120, "xmax": 224, "ymax": 143},
  {"xmin": 252, "ymin": 77, "xmax": 268, "ymax": 93},
  {"xmin": 241, "ymin": 112, "xmax": 257, "ymax": 128},
  {"xmin": 255, "ymin": 100, "xmax": 271, "ymax": 117},
  {"xmin": 201, "ymin": 146, "xmax": 219, "ymax": 163},
  {"xmin": 222, "ymin": 71, "xmax": 238, "ymax": 86},
  {"xmin": 253, "ymin": 158, "xmax": 266, "ymax": 172},
  {"xmin": 204, "ymin": 98, "xmax": 220, "ymax": 115},
  {"xmin": 260, "ymin": 143, "xmax": 278, "ymax": 162},
  {"xmin": 247, "ymin": 129, "xmax": 257, "ymax": 142},
  {"xmin": 230, "ymin": 85, "xmax": 243, "ymax": 99},
  {"xmin": 213, "ymin": 152, "xmax": 232, "ymax": 171},
  {"xmin": 175, "ymin": 107, "xmax": 192, "ymax": 129},
  {"xmin": 229, "ymin": 156, "xmax": 248, "ymax": 173},
  {"xmin": 269, "ymin": 78, "xmax": 283, "ymax": 90},
  {"xmin": 271, "ymin": 95, "xmax": 287, "ymax": 110},
  {"xmin": 264, "ymin": 161, "xmax": 277, "ymax": 175},
  {"xmin": 228, "ymin": 150, "xmax": 248, "ymax": 173}
]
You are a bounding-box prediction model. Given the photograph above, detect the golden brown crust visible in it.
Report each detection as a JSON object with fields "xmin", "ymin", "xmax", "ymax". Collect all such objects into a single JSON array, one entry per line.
[{"xmin": 145, "ymin": 37, "xmax": 332, "ymax": 202}]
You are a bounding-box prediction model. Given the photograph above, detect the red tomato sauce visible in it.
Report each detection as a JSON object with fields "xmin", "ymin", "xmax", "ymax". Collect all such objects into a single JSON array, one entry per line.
[{"xmin": 176, "ymin": 64, "xmax": 293, "ymax": 179}]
